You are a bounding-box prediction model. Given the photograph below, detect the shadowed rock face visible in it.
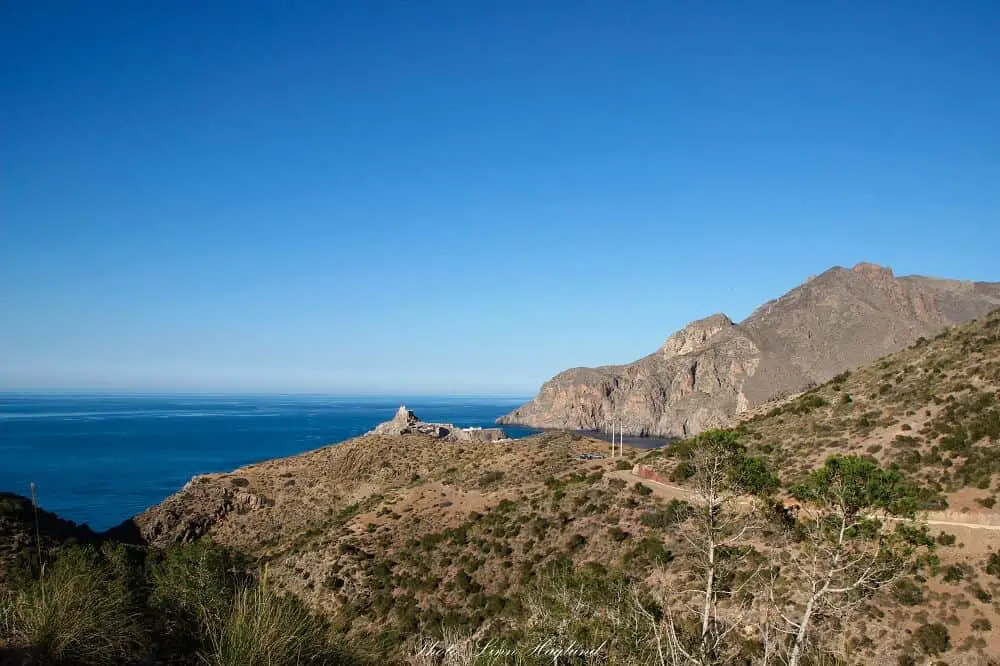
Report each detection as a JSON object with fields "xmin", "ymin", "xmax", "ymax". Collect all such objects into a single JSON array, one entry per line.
[
  {"xmin": 498, "ymin": 263, "xmax": 1000, "ymax": 438},
  {"xmin": 0, "ymin": 492, "xmax": 99, "ymax": 583}
]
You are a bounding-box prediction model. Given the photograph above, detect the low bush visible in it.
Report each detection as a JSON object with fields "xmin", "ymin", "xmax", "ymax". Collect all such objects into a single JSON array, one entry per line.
[
  {"xmin": 607, "ymin": 527, "xmax": 629, "ymax": 542},
  {"xmin": 971, "ymin": 618, "xmax": 992, "ymax": 632},
  {"xmin": 477, "ymin": 471, "xmax": 505, "ymax": 487},
  {"xmin": 942, "ymin": 565, "xmax": 964, "ymax": 583},
  {"xmin": 913, "ymin": 622, "xmax": 950, "ymax": 656},
  {"xmin": 670, "ymin": 461, "xmax": 695, "ymax": 482},
  {"xmin": 975, "ymin": 496, "xmax": 996, "ymax": 509},
  {"xmin": 936, "ymin": 532, "xmax": 956, "ymax": 546},
  {"xmin": 891, "ymin": 578, "xmax": 924, "ymax": 606},
  {"xmin": 986, "ymin": 552, "xmax": 1000, "ymax": 577},
  {"xmin": 639, "ymin": 500, "xmax": 692, "ymax": 529}
]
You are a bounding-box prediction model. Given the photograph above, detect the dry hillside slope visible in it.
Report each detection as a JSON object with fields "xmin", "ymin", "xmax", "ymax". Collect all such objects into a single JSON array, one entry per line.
[
  {"xmin": 732, "ymin": 305, "xmax": 1000, "ymax": 504},
  {"xmin": 134, "ymin": 308, "xmax": 1000, "ymax": 664}
]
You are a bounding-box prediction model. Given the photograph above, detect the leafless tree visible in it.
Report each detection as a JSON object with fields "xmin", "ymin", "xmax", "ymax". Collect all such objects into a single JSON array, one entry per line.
[
  {"xmin": 769, "ymin": 456, "xmax": 928, "ymax": 666},
  {"xmin": 663, "ymin": 430, "xmax": 778, "ymax": 665}
]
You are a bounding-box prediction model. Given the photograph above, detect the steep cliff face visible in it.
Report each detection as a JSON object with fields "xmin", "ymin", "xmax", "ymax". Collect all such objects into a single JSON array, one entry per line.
[{"xmin": 498, "ymin": 263, "xmax": 1000, "ymax": 437}]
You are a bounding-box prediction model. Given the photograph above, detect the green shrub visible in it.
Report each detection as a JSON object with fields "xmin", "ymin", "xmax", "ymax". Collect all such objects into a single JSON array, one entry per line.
[
  {"xmin": 827, "ymin": 370, "xmax": 850, "ymax": 385},
  {"xmin": 623, "ymin": 536, "xmax": 673, "ymax": 567},
  {"xmin": 615, "ymin": 459, "xmax": 632, "ymax": 471},
  {"xmin": 607, "ymin": 527, "xmax": 629, "ymax": 542},
  {"xmin": 478, "ymin": 471, "xmax": 505, "ymax": 487},
  {"xmin": 891, "ymin": 578, "xmax": 924, "ymax": 606},
  {"xmin": 147, "ymin": 539, "xmax": 247, "ymax": 648},
  {"xmin": 971, "ymin": 618, "xmax": 992, "ymax": 632},
  {"xmin": 0, "ymin": 545, "xmax": 146, "ymax": 665},
  {"xmin": 936, "ymin": 532, "xmax": 956, "ymax": 546},
  {"xmin": 640, "ymin": 500, "xmax": 692, "ymax": 529},
  {"xmin": 789, "ymin": 394, "xmax": 829, "ymax": 415},
  {"xmin": 986, "ymin": 552, "xmax": 1000, "ymax": 577},
  {"xmin": 942, "ymin": 566, "xmax": 964, "ymax": 583},
  {"xmin": 632, "ymin": 482, "xmax": 653, "ymax": 496},
  {"xmin": 670, "ymin": 461, "xmax": 695, "ymax": 482},
  {"xmin": 0, "ymin": 497, "xmax": 25, "ymax": 518},
  {"xmin": 970, "ymin": 583, "xmax": 992, "ymax": 602},
  {"xmin": 455, "ymin": 570, "xmax": 481, "ymax": 594},
  {"xmin": 913, "ymin": 622, "xmax": 950, "ymax": 656}
]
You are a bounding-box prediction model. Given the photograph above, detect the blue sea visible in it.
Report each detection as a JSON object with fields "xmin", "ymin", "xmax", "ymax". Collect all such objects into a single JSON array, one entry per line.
[{"xmin": 0, "ymin": 393, "xmax": 536, "ymax": 531}]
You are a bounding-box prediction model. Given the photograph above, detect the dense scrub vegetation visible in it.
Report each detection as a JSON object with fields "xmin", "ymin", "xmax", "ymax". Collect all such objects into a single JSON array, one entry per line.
[{"xmin": 0, "ymin": 540, "xmax": 358, "ymax": 665}]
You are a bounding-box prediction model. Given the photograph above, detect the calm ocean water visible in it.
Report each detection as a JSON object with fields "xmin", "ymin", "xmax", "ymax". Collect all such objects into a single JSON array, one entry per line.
[{"xmin": 0, "ymin": 393, "xmax": 536, "ymax": 531}]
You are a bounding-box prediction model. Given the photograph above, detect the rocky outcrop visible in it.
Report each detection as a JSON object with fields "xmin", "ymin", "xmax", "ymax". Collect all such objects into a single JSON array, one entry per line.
[
  {"xmin": 134, "ymin": 476, "xmax": 274, "ymax": 546},
  {"xmin": 499, "ymin": 263, "xmax": 1000, "ymax": 438},
  {"xmin": 369, "ymin": 405, "xmax": 507, "ymax": 443}
]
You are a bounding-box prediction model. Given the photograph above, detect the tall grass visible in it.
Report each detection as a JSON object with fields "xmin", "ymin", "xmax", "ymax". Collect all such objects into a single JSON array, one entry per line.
[
  {"xmin": 1, "ymin": 537, "xmax": 349, "ymax": 665},
  {"xmin": 1, "ymin": 546, "xmax": 145, "ymax": 665},
  {"xmin": 200, "ymin": 569, "xmax": 335, "ymax": 666}
]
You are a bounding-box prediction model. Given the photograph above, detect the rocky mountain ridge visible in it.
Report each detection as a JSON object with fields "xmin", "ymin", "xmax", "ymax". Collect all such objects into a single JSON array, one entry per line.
[{"xmin": 498, "ymin": 263, "xmax": 1000, "ymax": 437}]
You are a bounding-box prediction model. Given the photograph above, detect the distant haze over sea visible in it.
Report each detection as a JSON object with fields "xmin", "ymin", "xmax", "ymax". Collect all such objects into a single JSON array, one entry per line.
[{"xmin": 0, "ymin": 393, "xmax": 537, "ymax": 531}]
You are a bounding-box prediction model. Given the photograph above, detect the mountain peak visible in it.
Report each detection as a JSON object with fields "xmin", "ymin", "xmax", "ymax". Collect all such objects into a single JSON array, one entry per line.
[
  {"xmin": 660, "ymin": 313, "xmax": 734, "ymax": 358},
  {"xmin": 852, "ymin": 261, "xmax": 894, "ymax": 277}
]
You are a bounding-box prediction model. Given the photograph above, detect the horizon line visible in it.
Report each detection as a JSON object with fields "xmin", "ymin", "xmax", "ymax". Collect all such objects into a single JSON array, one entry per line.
[{"xmin": 0, "ymin": 388, "xmax": 534, "ymax": 399}]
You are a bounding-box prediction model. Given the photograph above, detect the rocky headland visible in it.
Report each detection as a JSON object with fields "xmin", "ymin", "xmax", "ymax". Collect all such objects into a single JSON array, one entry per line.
[
  {"xmin": 499, "ymin": 262, "xmax": 1000, "ymax": 438},
  {"xmin": 369, "ymin": 405, "xmax": 508, "ymax": 443}
]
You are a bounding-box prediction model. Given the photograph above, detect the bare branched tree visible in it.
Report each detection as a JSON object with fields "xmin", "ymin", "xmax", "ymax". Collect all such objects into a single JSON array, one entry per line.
[
  {"xmin": 667, "ymin": 430, "xmax": 778, "ymax": 665},
  {"xmin": 774, "ymin": 456, "xmax": 929, "ymax": 666}
]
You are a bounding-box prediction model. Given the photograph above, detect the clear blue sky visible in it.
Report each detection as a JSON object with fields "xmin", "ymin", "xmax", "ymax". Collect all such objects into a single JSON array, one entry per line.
[{"xmin": 2, "ymin": 1, "xmax": 998, "ymax": 395}]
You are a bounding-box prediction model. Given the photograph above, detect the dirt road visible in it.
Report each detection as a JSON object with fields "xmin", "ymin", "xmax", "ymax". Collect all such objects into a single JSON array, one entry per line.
[{"xmin": 618, "ymin": 469, "xmax": 1000, "ymax": 533}]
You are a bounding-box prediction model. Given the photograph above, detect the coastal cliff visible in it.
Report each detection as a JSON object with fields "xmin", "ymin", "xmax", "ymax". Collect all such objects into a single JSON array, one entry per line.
[{"xmin": 498, "ymin": 263, "xmax": 1000, "ymax": 437}]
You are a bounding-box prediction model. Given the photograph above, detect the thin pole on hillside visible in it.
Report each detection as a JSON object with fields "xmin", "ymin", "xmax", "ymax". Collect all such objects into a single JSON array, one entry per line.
[{"xmin": 30, "ymin": 481, "xmax": 42, "ymax": 575}]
